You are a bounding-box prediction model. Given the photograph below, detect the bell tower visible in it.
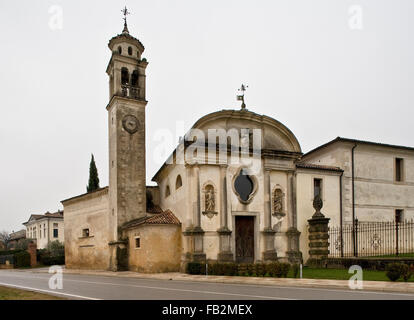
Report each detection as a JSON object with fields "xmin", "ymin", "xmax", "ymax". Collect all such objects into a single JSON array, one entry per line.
[{"xmin": 106, "ymin": 8, "xmax": 148, "ymax": 243}]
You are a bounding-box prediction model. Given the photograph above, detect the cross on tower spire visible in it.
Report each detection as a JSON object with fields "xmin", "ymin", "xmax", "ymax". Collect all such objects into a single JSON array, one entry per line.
[{"xmin": 121, "ymin": 6, "xmax": 130, "ymax": 34}]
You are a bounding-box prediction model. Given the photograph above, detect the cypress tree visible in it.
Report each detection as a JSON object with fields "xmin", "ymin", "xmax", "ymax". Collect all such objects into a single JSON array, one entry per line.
[{"xmin": 87, "ymin": 154, "xmax": 100, "ymax": 193}]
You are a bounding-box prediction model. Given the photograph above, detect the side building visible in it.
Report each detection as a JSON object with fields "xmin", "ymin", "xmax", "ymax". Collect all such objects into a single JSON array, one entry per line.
[
  {"xmin": 23, "ymin": 210, "xmax": 64, "ymax": 249},
  {"xmin": 301, "ymin": 137, "xmax": 414, "ymax": 224}
]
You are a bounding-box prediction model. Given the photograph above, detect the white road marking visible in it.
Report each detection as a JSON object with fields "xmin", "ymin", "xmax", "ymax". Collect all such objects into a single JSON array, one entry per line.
[
  {"xmin": 1, "ymin": 270, "xmax": 414, "ymax": 299},
  {"xmin": 0, "ymin": 282, "xmax": 100, "ymax": 300}
]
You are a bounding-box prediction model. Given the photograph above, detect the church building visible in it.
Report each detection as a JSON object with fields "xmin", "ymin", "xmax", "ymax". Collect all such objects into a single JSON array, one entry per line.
[{"xmin": 62, "ymin": 15, "xmax": 414, "ymax": 272}]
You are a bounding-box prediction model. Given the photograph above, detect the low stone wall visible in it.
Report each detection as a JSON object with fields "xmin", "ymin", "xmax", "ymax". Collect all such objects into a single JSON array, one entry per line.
[{"xmin": 327, "ymin": 257, "xmax": 414, "ymax": 271}]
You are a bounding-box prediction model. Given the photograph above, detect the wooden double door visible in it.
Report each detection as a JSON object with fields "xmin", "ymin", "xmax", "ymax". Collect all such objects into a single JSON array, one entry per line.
[{"xmin": 235, "ymin": 216, "xmax": 255, "ymax": 263}]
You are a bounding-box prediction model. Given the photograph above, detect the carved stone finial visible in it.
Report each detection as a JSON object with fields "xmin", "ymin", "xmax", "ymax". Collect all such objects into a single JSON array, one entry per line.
[{"xmin": 312, "ymin": 195, "xmax": 325, "ymax": 218}]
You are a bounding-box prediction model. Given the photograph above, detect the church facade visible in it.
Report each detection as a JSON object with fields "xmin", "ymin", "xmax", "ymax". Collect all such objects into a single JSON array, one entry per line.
[{"xmin": 62, "ymin": 20, "xmax": 414, "ymax": 272}]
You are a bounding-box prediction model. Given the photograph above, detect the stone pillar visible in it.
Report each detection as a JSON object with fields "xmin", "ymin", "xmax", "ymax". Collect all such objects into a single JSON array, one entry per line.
[
  {"xmin": 262, "ymin": 169, "xmax": 278, "ymax": 261},
  {"xmin": 307, "ymin": 196, "xmax": 330, "ymax": 267},
  {"xmin": 286, "ymin": 172, "xmax": 302, "ymax": 263},
  {"xmin": 217, "ymin": 165, "xmax": 233, "ymax": 262},
  {"xmin": 27, "ymin": 241, "xmax": 37, "ymax": 267},
  {"xmin": 191, "ymin": 165, "xmax": 206, "ymax": 262}
]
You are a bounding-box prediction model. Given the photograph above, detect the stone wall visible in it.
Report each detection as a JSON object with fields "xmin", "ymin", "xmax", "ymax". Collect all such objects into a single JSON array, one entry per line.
[
  {"xmin": 62, "ymin": 188, "xmax": 111, "ymax": 270},
  {"xmin": 126, "ymin": 224, "xmax": 182, "ymax": 273}
]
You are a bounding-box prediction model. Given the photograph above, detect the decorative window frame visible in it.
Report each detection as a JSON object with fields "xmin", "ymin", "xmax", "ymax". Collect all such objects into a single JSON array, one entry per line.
[{"xmin": 231, "ymin": 166, "xmax": 258, "ymax": 205}]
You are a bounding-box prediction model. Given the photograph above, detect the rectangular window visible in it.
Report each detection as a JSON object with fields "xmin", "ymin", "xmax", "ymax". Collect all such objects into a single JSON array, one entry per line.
[
  {"xmin": 53, "ymin": 223, "xmax": 58, "ymax": 238},
  {"xmin": 395, "ymin": 209, "xmax": 404, "ymax": 223},
  {"xmin": 396, "ymin": 158, "xmax": 404, "ymax": 182},
  {"xmin": 314, "ymin": 178, "xmax": 322, "ymax": 199},
  {"xmin": 135, "ymin": 237, "xmax": 141, "ymax": 249},
  {"xmin": 82, "ymin": 229, "xmax": 90, "ymax": 237}
]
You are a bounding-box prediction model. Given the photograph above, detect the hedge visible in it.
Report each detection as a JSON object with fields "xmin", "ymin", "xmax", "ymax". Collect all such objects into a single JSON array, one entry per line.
[
  {"xmin": 14, "ymin": 251, "xmax": 31, "ymax": 268},
  {"xmin": 327, "ymin": 257, "xmax": 414, "ymax": 271},
  {"xmin": 0, "ymin": 250, "xmax": 24, "ymax": 256},
  {"xmin": 187, "ymin": 262, "xmax": 291, "ymax": 278}
]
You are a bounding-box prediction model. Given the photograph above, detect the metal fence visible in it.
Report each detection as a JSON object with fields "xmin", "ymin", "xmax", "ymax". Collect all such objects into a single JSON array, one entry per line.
[{"xmin": 329, "ymin": 219, "xmax": 414, "ymax": 257}]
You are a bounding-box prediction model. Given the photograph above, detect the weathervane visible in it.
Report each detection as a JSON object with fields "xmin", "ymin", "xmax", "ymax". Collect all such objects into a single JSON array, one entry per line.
[
  {"xmin": 237, "ymin": 84, "xmax": 248, "ymax": 110},
  {"xmin": 121, "ymin": 6, "xmax": 131, "ymax": 33}
]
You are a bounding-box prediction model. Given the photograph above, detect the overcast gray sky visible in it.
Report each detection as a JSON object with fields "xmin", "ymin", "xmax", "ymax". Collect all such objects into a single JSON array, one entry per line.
[{"xmin": 0, "ymin": 0, "xmax": 413, "ymax": 232}]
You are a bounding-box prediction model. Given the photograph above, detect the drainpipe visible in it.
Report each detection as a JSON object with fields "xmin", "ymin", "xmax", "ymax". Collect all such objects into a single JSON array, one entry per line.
[
  {"xmin": 351, "ymin": 144, "xmax": 357, "ymax": 257},
  {"xmin": 339, "ymin": 171, "xmax": 344, "ymax": 258}
]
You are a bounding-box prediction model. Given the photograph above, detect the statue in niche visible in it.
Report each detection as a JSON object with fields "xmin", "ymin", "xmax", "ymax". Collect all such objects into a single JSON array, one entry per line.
[
  {"xmin": 203, "ymin": 185, "xmax": 217, "ymax": 219},
  {"xmin": 273, "ymin": 189, "xmax": 284, "ymax": 216}
]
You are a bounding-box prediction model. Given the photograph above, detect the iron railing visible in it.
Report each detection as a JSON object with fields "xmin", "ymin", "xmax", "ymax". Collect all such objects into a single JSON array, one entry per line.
[
  {"xmin": 329, "ymin": 219, "xmax": 414, "ymax": 257},
  {"xmin": 121, "ymin": 85, "xmax": 140, "ymax": 99}
]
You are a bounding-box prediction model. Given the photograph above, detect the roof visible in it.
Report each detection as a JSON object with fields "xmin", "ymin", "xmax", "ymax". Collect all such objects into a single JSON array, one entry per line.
[
  {"xmin": 108, "ymin": 32, "xmax": 145, "ymax": 52},
  {"xmin": 61, "ymin": 186, "xmax": 109, "ymax": 204},
  {"xmin": 122, "ymin": 210, "xmax": 181, "ymax": 230},
  {"xmin": 9, "ymin": 230, "xmax": 26, "ymax": 240},
  {"xmin": 152, "ymin": 108, "xmax": 302, "ymax": 182},
  {"xmin": 304, "ymin": 137, "xmax": 414, "ymax": 158},
  {"xmin": 147, "ymin": 205, "xmax": 163, "ymax": 214},
  {"xmin": 23, "ymin": 210, "xmax": 64, "ymax": 225},
  {"xmin": 296, "ymin": 162, "xmax": 343, "ymax": 172}
]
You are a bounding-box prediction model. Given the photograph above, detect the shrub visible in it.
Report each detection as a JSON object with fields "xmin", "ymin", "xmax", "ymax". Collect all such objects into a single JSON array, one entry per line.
[
  {"xmin": 187, "ymin": 262, "xmax": 204, "ymax": 275},
  {"xmin": 48, "ymin": 240, "xmax": 64, "ymax": 257},
  {"xmin": 14, "ymin": 251, "xmax": 31, "ymax": 268},
  {"xmin": 386, "ymin": 263, "xmax": 403, "ymax": 282},
  {"xmin": 246, "ymin": 264, "xmax": 255, "ymax": 276},
  {"xmin": 401, "ymin": 263, "xmax": 412, "ymax": 282}
]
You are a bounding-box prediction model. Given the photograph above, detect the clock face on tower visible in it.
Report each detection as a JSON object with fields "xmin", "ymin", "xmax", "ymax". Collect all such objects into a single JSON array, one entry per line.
[{"xmin": 122, "ymin": 115, "xmax": 140, "ymax": 134}]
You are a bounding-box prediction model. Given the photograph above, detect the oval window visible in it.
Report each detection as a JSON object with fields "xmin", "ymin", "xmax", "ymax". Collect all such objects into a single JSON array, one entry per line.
[
  {"xmin": 128, "ymin": 46, "xmax": 132, "ymax": 55},
  {"xmin": 118, "ymin": 46, "xmax": 122, "ymax": 54},
  {"xmin": 234, "ymin": 169, "xmax": 254, "ymax": 202}
]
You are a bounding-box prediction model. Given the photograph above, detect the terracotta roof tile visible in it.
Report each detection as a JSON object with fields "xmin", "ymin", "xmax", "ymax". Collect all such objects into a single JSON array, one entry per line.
[
  {"xmin": 122, "ymin": 210, "xmax": 181, "ymax": 229},
  {"xmin": 145, "ymin": 210, "xmax": 180, "ymax": 225}
]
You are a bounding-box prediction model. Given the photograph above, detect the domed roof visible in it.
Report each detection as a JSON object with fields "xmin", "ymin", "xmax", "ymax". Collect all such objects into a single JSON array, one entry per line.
[
  {"xmin": 108, "ymin": 25, "xmax": 145, "ymax": 53},
  {"xmin": 190, "ymin": 109, "xmax": 301, "ymax": 153}
]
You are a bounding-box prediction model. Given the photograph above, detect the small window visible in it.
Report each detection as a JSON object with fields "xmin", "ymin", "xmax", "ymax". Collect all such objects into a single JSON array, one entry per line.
[
  {"xmin": 135, "ymin": 237, "xmax": 141, "ymax": 249},
  {"xmin": 396, "ymin": 158, "xmax": 404, "ymax": 182},
  {"xmin": 53, "ymin": 223, "xmax": 58, "ymax": 238},
  {"xmin": 165, "ymin": 185, "xmax": 171, "ymax": 197},
  {"xmin": 314, "ymin": 178, "xmax": 322, "ymax": 199},
  {"xmin": 395, "ymin": 209, "xmax": 404, "ymax": 223},
  {"xmin": 128, "ymin": 46, "xmax": 132, "ymax": 55},
  {"xmin": 118, "ymin": 46, "xmax": 122, "ymax": 54},
  {"xmin": 82, "ymin": 229, "xmax": 90, "ymax": 237},
  {"xmin": 176, "ymin": 175, "xmax": 183, "ymax": 189}
]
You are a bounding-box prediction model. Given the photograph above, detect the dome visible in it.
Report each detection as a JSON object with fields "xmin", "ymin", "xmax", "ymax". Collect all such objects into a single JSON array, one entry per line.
[{"xmin": 189, "ymin": 109, "xmax": 301, "ymax": 153}]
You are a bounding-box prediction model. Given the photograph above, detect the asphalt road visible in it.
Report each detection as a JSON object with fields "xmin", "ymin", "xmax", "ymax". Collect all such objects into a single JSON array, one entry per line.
[{"xmin": 0, "ymin": 270, "xmax": 413, "ymax": 300}]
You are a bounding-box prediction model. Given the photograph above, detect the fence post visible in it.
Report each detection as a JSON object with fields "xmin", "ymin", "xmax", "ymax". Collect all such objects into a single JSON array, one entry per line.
[
  {"xmin": 396, "ymin": 220, "xmax": 399, "ymax": 256},
  {"xmin": 354, "ymin": 219, "xmax": 358, "ymax": 257}
]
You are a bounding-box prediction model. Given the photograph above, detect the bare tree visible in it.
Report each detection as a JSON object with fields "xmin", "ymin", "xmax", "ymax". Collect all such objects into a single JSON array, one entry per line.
[{"xmin": 0, "ymin": 231, "xmax": 11, "ymax": 249}]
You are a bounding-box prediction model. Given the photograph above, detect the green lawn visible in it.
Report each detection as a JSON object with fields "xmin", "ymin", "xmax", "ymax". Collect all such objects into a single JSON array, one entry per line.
[
  {"xmin": 0, "ymin": 286, "xmax": 65, "ymax": 300},
  {"xmin": 288, "ymin": 267, "xmax": 414, "ymax": 282}
]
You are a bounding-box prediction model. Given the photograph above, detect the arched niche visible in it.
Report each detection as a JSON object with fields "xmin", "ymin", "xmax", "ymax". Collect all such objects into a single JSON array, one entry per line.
[{"xmin": 202, "ymin": 181, "xmax": 217, "ymax": 219}]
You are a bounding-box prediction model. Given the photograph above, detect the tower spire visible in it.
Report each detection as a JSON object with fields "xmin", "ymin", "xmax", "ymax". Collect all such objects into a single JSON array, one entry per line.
[{"xmin": 121, "ymin": 6, "xmax": 130, "ymax": 34}]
